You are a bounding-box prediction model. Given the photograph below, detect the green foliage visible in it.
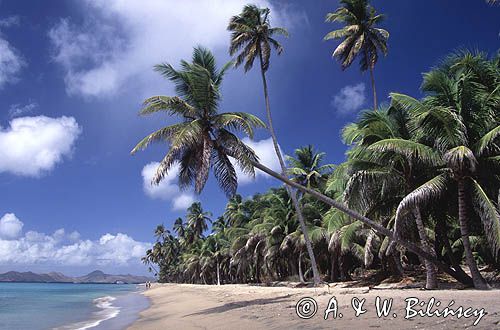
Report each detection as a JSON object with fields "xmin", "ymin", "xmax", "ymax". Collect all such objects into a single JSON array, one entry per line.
[
  {"xmin": 139, "ymin": 44, "xmax": 500, "ymax": 284},
  {"xmin": 324, "ymin": 0, "xmax": 389, "ymax": 71}
]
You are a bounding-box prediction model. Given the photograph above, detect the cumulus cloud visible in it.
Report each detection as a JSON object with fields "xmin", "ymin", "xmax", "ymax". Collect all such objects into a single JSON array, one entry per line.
[
  {"xmin": 8, "ymin": 101, "xmax": 38, "ymax": 118},
  {"xmin": 235, "ymin": 137, "xmax": 281, "ymax": 184},
  {"xmin": 0, "ymin": 116, "xmax": 81, "ymax": 177},
  {"xmin": 332, "ymin": 83, "xmax": 366, "ymax": 115},
  {"xmin": 141, "ymin": 162, "xmax": 196, "ymax": 210},
  {"xmin": 48, "ymin": 0, "xmax": 285, "ymax": 98},
  {"xmin": 0, "ymin": 213, "xmax": 150, "ymax": 268},
  {"xmin": 0, "ymin": 213, "xmax": 23, "ymax": 239}
]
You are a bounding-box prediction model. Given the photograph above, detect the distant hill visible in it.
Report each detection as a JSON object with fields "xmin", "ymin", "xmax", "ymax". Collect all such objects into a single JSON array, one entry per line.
[{"xmin": 0, "ymin": 270, "xmax": 153, "ymax": 284}]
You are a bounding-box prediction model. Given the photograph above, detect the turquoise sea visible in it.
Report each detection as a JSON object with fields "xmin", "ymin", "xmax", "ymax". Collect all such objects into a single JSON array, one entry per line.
[{"xmin": 0, "ymin": 283, "xmax": 149, "ymax": 330}]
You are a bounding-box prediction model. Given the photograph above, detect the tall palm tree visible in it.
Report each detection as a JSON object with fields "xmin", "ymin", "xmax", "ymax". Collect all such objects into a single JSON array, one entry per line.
[
  {"xmin": 133, "ymin": 46, "xmax": 471, "ymax": 286},
  {"xmin": 187, "ymin": 202, "xmax": 212, "ymax": 239},
  {"xmin": 324, "ymin": 0, "xmax": 389, "ymax": 111},
  {"xmin": 228, "ymin": 4, "xmax": 322, "ymax": 285},
  {"xmin": 223, "ymin": 194, "xmax": 249, "ymax": 226}
]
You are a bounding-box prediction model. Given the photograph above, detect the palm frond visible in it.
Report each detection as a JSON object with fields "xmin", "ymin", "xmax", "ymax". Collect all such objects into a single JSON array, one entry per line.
[
  {"xmin": 473, "ymin": 125, "xmax": 500, "ymax": 156},
  {"xmin": 471, "ymin": 179, "xmax": 500, "ymax": 260}
]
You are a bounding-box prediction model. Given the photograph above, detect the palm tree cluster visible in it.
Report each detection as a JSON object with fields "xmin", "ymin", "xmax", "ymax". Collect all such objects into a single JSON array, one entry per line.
[
  {"xmin": 143, "ymin": 146, "xmax": 336, "ymax": 284},
  {"xmin": 134, "ymin": 1, "xmax": 500, "ymax": 289},
  {"xmin": 141, "ymin": 51, "xmax": 500, "ymax": 288}
]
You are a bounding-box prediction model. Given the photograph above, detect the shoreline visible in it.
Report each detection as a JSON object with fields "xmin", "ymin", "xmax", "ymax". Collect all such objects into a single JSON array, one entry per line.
[
  {"xmin": 129, "ymin": 283, "xmax": 500, "ymax": 329},
  {"xmin": 92, "ymin": 287, "xmax": 150, "ymax": 330}
]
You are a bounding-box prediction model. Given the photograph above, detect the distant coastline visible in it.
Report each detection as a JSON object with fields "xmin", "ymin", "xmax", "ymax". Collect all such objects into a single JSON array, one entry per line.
[{"xmin": 0, "ymin": 270, "xmax": 154, "ymax": 284}]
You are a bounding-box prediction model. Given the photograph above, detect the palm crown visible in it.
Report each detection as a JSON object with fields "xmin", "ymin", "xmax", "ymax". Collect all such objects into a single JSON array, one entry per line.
[
  {"xmin": 324, "ymin": 0, "xmax": 388, "ymax": 71},
  {"xmin": 131, "ymin": 46, "xmax": 266, "ymax": 196},
  {"xmin": 228, "ymin": 4, "xmax": 288, "ymax": 72}
]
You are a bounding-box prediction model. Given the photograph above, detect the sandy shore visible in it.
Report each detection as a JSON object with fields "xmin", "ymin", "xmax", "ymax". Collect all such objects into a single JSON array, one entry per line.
[{"xmin": 129, "ymin": 283, "xmax": 499, "ymax": 329}]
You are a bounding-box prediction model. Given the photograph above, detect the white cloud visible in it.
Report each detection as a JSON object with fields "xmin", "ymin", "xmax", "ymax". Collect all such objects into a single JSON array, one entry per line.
[
  {"xmin": 332, "ymin": 83, "xmax": 366, "ymax": 115},
  {"xmin": 0, "ymin": 116, "xmax": 81, "ymax": 177},
  {"xmin": 235, "ymin": 137, "xmax": 281, "ymax": 184},
  {"xmin": 0, "ymin": 213, "xmax": 150, "ymax": 267},
  {"xmin": 0, "ymin": 36, "xmax": 24, "ymax": 88},
  {"xmin": 8, "ymin": 102, "xmax": 38, "ymax": 118},
  {"xmin": 172, "ymin": 194, "xmax": 196, "ymax": 211},
  {"xmin": 48, "ymin": 0, "xmax": 284, "ymax": 98},
  {"xmin": 0, "ymin": 16, "xmax": 20, "ymax": 28},
  {"xmin": 141, "ymin": 162, "xmax": 196, "ymax": 210},
  {"xmin": 0, "ymin": 213, "xmax": 23, "ymax": 240}
]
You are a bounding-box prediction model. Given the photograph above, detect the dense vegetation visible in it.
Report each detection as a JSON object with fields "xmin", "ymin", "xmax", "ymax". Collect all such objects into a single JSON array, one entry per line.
[{"xmin": 135, "ymin": 1, "xmax": 500, "ymax": 289}]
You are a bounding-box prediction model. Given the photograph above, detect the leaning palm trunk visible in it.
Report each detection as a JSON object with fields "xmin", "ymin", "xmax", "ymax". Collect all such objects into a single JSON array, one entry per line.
[
  {"xmin": 413, "ymin": 209, "xmax": 438, "ymax": 289},
  {"xmin": 457, "ymin": 180, "xmax": 488, "ymax": 289},
  {"xmin": 248, "ymin": 158, "xmax": 474, "ymax": 286},
  {"xmin": 258, "ymin": 52, "xmax": 322, "ymax": 286}
]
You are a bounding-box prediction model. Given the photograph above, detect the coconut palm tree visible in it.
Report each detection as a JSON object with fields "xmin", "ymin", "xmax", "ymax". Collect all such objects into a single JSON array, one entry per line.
[
  {"xmin": 324, "ymin": 0, "xmax": 389, "ymax": 111},
  {"xmin": 375, "ymin": 51, "xmax": 500, "ymax": 289},
  {"xmin": 339, "ymin": 106, "xmax": 437, "ymax": 288},
  {"xmin": 187, "ymin": 202, "xmax": 212, "ymax": 239},
  {"xmin": 287, "ymin": 145, "xmax": 335, "ymax": 190},
  {"xmin": 228, "ymin": 4, "xmax": 322, "ymax": 285},
  {"xmin": 173, "ymin": 217, "xmax": 185, "ymax": 238},
  {"xmin": 388, "ymin": 98, "xmax": 499, "ymax": 289},
  {"xmin": 131, "ymin": 46, "xmax": 266, "ymax": 197},
  {"xmin": 223, "ymin": 194, "xmax": 250, "ymax": 226}
]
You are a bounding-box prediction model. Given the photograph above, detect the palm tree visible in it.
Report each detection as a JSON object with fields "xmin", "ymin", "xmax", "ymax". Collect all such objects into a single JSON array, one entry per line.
[
  {"xmin": 223, "ymin": 194, "xmax": 249, "ymax": 226},
  {"xmin": 287, "ymin": 145, "xmax": 335, "ymax": 190},
  {"xmin": 187, "ymin": 202, "xmax": 212, "ymax": 239},
  {"xmin": 131, "ymin": 46, "xmax": 265, "ymax": 196},
  {"xmin": 324, "ymin": 0, "xmax": 389, "ymax": 111},
  {"xmin": 228, "ymin": 4, "xmax": 322, "ymax": 285},
  {"xmin": 173, "ymin": 217, "xmax": 185, "ymax": 238},
  {"xmin": 377, "ymin": 52, "xmax": 500, "ymax": 289}
]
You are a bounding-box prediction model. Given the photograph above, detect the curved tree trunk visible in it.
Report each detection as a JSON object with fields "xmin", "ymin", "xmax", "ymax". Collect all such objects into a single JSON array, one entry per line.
[
  {"xmin": 413, "ymin": 209, "xmax": 438, "ymax": 289},
  {"xmin": 258, "ymin": 53, "xmax": 321, "ymax": 286},
  {"xmin": 248, "ymin": 158, "xmax": 474, "ymax": 286},
  {"xmin": 458, "ymin": 179, "xmax": 489, "ymax": 289},
  {"xmin": 369, "ymin": 66, "xmax": 378, "ymax": 111}
]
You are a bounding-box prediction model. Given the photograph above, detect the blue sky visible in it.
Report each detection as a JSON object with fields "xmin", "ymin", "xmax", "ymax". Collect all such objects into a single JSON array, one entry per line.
[{"xmin": 0, "ymin": 0, "xmax": 497, "ymax": 275}]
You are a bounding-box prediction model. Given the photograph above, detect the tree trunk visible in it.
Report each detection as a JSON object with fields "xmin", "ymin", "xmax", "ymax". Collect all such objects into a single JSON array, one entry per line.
[
  {"xmin": 249, "ymin": 159, "xmax": 474, "ymax": 286},
  {"xmin": 298, "ymin": 252, "xmax": 306, "ymax": 283},
  {"xmin": 258, "ymin": 53, "xmax": 321, "ymax": 286},
  {"xmin": 458, "ymin": 179, "xmax": 489, "ymax": 289},
  {"xmin": 369, "ymin": 66, "xmax": 377, "ymax": 111},
  {"xmin": 216, "ymin": 259, "xmax": 221, "ymax": 286},
  {"xmin": 413, "ymin": 209, "xmax": 438, "ymax": 289},
  {"xmin": 437, "ymin": 220, "xmax": 471, "ymax": 284},
  {"xmin": 364, "ymin": 230, "xmax": 376, "ymax": 268},
  {"xmin": 255, "ymin": 246, "xmax": 261, "ymax": 284}
]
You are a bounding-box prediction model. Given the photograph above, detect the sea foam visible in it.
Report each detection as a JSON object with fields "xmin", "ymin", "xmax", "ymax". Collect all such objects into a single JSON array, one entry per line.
[{"xmin": 53, "ymin": 295, "xmax": 120, "ymax": 330}]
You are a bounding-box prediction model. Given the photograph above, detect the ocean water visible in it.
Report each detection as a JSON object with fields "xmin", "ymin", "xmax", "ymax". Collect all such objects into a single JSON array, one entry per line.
[{"xmin": 0, "ymin": 283, "xmax": 149, "ymax": 330}]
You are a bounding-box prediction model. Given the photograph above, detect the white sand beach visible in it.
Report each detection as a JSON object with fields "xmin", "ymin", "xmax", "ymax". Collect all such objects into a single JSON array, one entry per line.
[{"xmin": 129, "ymin": 283, "xmax": 500, "ymax": 329}]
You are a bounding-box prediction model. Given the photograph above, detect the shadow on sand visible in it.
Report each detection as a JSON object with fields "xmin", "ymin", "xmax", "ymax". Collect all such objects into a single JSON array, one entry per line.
[{"xmin": 184, "ymin": 295, "xmax": 291, "ymax": 316}]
